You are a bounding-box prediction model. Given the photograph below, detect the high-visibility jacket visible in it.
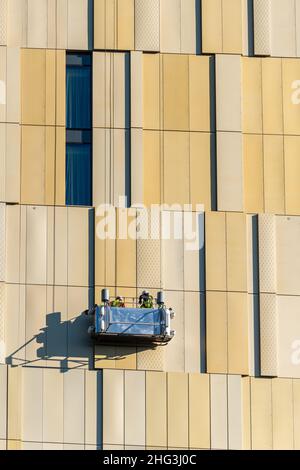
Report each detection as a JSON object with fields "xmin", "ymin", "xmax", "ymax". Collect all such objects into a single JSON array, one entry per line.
[
  {"xmin": 140, "ymin": 295, "xmax": 154, "ymax": 309},
  {"xmin": 110, "ymin": 299, "xmax": 125, "ymax": 308}
]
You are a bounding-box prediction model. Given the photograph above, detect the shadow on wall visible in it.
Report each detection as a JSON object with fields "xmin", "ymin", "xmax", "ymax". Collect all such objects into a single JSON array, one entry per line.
[{"xmin": 5, "ymin": 311, "xmax": 95, "ymax": 372}]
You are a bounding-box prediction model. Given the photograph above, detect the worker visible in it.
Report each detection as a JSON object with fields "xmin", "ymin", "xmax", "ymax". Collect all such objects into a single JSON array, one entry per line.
[
  {"xmin": 139, "ymin": 290, "xmax": 154, "ymax": 309},
  {"xmin": 110, "ymin": 296, "xmax": 125, "ymax": 308}
]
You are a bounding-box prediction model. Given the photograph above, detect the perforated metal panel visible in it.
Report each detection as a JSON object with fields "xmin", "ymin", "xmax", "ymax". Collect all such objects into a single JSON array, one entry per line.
[
  {"xmin": 137, "ymin": 209, "xmax": 161, "ymax": 289},
  {"xmin": 0, "ymin": 0, "xmax": 7, "ymax": 45},
  {"xmin": 137, "ymin": 346, "xmax": 165, "ymax": 371},
  {"xmin": 260, "ymin": 294, "xmax": 278, "ymax": 377},
  {"xmin": 0, "ymin": 283, "xmax": 5, "ymax": 363},
  {"xmin": 135, "ymin": 0, "xmax": 160, "ymax": 51},
  {"xmin": 0, "ymin": 204, "xmax": 5, "ymax": 282},
  {"xmin": 253, "ymin": 0, "xmax": 271, "ymax": 55},
  {"xmin": 258, "ymin": 214, "xmax": 277, "ymax": 294}
]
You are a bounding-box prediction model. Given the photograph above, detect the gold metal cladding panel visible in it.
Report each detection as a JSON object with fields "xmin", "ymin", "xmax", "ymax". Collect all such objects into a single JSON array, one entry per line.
[
  {"xmin": 285, "ymin": 136, "xmax": 300, "ymax": 215},
  {"xmin": 242, "ymin": 58, "xmax": 263, "ymax": 134},
  {"xmin": 251, "ymin": 378, "xmax": 273, "ymax": 450},
  {"xmin": 222, "ymin": 0, "xmax": 243, "ymax": 54},
  {"xmin": 146, "ymin": 371, "xmax": 167, "ymax": 448},
  {"xmin": 189, "ymin": 373, "xmax": 210, "ymax": 450},
  {"xmin": 167, "ymin": 372, "xmax": 189, "ymax": 449},
  {"xmin": 205, "ymin": 211, "xmax": 227, "ymax": 292},
  {"xmin": 243, "ymin": 134, "xmax": 264, "ymax": 213},
  {"xmin": 261, "ymin": 58, "xmax": 283, "ymax": 134},
  {"xmin": 272, "ymin": 378, "xmax": 294, "ymax": 450},
  {"xmin": 206, "ymin": 291, "xmax": 228, "ymax": 374},
  {"xmin": 202, "ymin": 0, "xmax": 222, "ymax": 53},
  {"xmin": 124, "ymin": 371, "xmax": 145, "ymax": 447}
]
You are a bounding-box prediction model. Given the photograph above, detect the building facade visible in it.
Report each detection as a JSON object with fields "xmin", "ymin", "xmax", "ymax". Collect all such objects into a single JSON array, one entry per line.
[{"xmin": 1, "ymin": 0, "xmax": 300, "ymax": 450}]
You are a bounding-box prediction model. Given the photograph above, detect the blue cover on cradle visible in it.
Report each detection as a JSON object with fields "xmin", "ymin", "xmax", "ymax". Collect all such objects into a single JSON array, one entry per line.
[{"xmin": 96, "ymin": 307, "xmax": 164, "ymax": 335}]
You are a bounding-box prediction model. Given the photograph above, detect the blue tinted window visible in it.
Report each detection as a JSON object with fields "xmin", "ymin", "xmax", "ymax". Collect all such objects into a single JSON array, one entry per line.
[
  {"xmin": 66, "ymin": 65, "xmax": 91, "ymax": 129},
  {"xmin": 66, "ymin": 53, "xmax": 92, "ymax": 206},
  {"xmin": 66, "ymin": 143, "xmax": 92, "ymax": 206}
]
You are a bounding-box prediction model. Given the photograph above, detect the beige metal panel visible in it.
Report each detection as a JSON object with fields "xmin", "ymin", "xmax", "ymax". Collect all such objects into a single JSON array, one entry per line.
[
  {"xmin": 285, "ymin": 136, "xmax": 300, "ymax": 215},
  {"xmin": 183, "ymin": 212, "xmax": 203, "ymax": 291},
  {"xmin": 7, "ymin": 366, "xmax": 22, "ymax": 440},
  {"xmin": 163, "ymin": 131, "xmax": 189, "ymax": 205},
  {"xmin": 112, "ymin": 129, "xmax": 127, "ymax": 206},
  {"xmin": 5, "ymin": 204, "xmax": 20, "ymax": 283},
  {"xmin": 56, "ymin": 50, "xmax": 66, "ymax": 127},
  {"xmin": 27, "ymin": 0, "xmax": 48, "ymax": 48},
  {"xmin": 43, "ymin": 443, "xmax": 64, "ymax": 450},
  {"xmin": 21, "ymin": 49, "xmax": 46, "ymax": 125},
  {"xmin": 22, "ymin": 367, "xmax": 43, "ymax": 442},
  {"xmin": 0, "ymin": 283, "xmax": 4, "ymax": 363},
  {"xmin": 258, "ymin": 214, "xmax": 276, "ymax": 293},
  {"xmin": 217, "ymin": 132, "xmax": 243, "ymax": 212},
  {"xmin": 228, "ymin": 375, "xmax": 242, "ymax": 450},
  {"xmin": 55, "ymin": 127, "xmax": 66, "ymax": 206},
  {"xmin": 163, "ymin": 55, "xmax": 189, "ymax": 131},
  {"xmin": 0, "ymin": 440, "xmax": 6, "ymax": 450},
  {"xmin": 277, "ymin": 295, "xmax": 300, "ymax": 379},
  {"xmin": 5, "ymin": 284, "xmax": 25, "ymax": 364},
  {"xmin": 260, "ymin": 294, "xmax": 278, "ymax": 377},
  {"xmin": 210, "ymin": 374, "xmax": 228, "ymax": 450},
  {"xmin": 0, "ymin": 205, "xmax": 5, "ymax": 282},
  {"xmin": 202, "ymin": 0, "xmax": 222, "ymax": 53},
  {"xmin": 167, "ymin": 373, "xmax": 188, "ymax": 449},
  {"xmin": 271, "ymin": 0, "xmax": 296, "ymax": 57},
  {"xmin": 25, "ymin": 285, "xmax": 47, "ymax": 364},
  {"xmin": 206, "ymin": 292, "xmax": 227, "ymax": 374},
  {"xmin": 93, "ymin": 52, "xmax": 110, "ymax": 128},
  {"xmin": 0, "ymin": 1, "xmax": 7, "ymax": 45},
  {"xmin": 7, "ymin": 0, "xmax": 27, "ymax": 47},
  {"xmin": 85, "ymin": 370, "xmax": 98, "ymax": 446},
  {"xmin": 116, "ymin": 208, "xmax": 137, "ymax": 287},
  {"xmin": 143, "ymin": 53, "xmax": 160, "ymax": 130},
  {"xmin": 125, "ymin": 371, "xmax": 145, "ymax": 447},
  {"xmin": 293, "ymin": 379, "xmax": 300, "ymax": 449},
  {"xmin": 94, "ymin": 0, "xmax": 116, "ymax": 49},
  {"xmin": 4, "ymin": 124, "xmax": 20, "ymax": 204},
  {"xmin": 242, "ymin": 377, "xmax": 251, "ymax": 450},
  {"xmin": 189, "ymin": 56, "xmax": 211, "ymax": 133},
  {"xmin": 137, "ymin": 208, "xmax": 161, "ymax": 289},
  {"xmin": 131, "ymin": 128, "xmax": 143, "ymax": 207},
  {"xmin": 253, "ymin": 0, "xmax": 271, "ymax": 55},
  {"xmin": 22, "ymin": 442, "xmax": 43, "ymax": 450},
  {"xmin": 0, "ymin": 365, "xmax": 7, "ymax": 439},
  {"xmin": 56, "ymin": 0, "xmax": 68, "ymax": 49},
  {"xmin": 226, "ymin": 213, "xmax": 247, "ymax": 293},
  {"xmin": 146, "ymin": 372, "xmax": 167, "ymax": 448},
  {"xmin": 181, "ymin": 0, "xmax": 197, "ymax": 54},
  {"xmin": 184, "ymin": 293, "xmax": 200, "ymax": 373},
  {"xmin": 117, "ymin": 0, "xmax": 134, "ymax": 50},
  {"xmin": 243, "ymin": 134, "xmax": 264, "ymax": 213},
  {"xmin": 113, "ymin": 53, "xmax": 127, "ymax": 129},
  {"xmin": 251, "ymin": 378, "xmax": 273, "ymax": 450},
  {"xmin": 21, "ymin": 125, "xmax": 46, "ymax": 205},
  {"xmin": 135, "ymin": 0, "xmax": 160, "ymax": 51},
  {"xmin": 47, "ymin": 0, "xmax": 57, "ymax": 48},
  {"xmin": 26, "ymin": 206, "xmax": 47, "ymax": 285},
  {"xmin": 228, "ymin": 293, "xmax": 249, "ymax": 375},
  {"xmin": 222, "ymin": 0, "xmax": 243, "ymax": 54},
  {"xmin": 205, "ymin": 211, "xmax": 226, "ymax": 291},
  {"xmin": 6, "ymin": 47, "xmax": 20, "ymax": 124},
  {"xmin": 63, "ymin": 370, "xmax": 85, "ymax": 444},
  {"xmin": 67, "ymin": 0, "xmax": 88, "ymax": 50},
  {"xmin": 68, "ymin": 208, "xmax": 89, "ymax": 287},
  {"xmin": 242, "ymin": 58, "xmax": 262, "ymax": 134},
  {"xmin": 0, "ymin": 125, "xmax": 4, "ymax": 201},
  {"xmin": 283, "ymin": 59, "xmax": 300, "ymax": 135},
  {"xmin": 93, "ymin": 128, "xmax": 107, "ymax": 207},
  {"xmin": 162, "ymin": 211, "xmax": 184, "ymax": 291},
  {"xmin": 262, "ymin": 58, "xmax": 283, "ymax": 134},
  {"xmin": 276, "ymin": 216, "xmax": 300, "ymax": 295},
  {"xmin": 143, "ymin": 130, "xmax": 161, "ymax": 206},
  {"xmin": 272, "ymin": 378, "xmax": 294, "ymax": 450},
  {"xmin": 43, "ymin": 368, "xmax": 63, "ymax": 444},
  {"xmin": 63, "ymin": 444, "xmax": 85, "ymax": 450},
  {"xmin": 160, "ymin": 0, "xmax": 181, "ymax": 53},
  {"xmin": 216, "ymin": 55, "xmax": 241, "ymax": 132},
  {"xmin": 164, "ymin": 291, "xmax": 184, "ymax": 372},
  {"xmin": 54, "ymin": 207, "xmax": 68, "ymax": 286},
  {"xmin": 189, "ymin": 373, "xmax": 210, "ymax": 450},
  {"xmin": 0, "ymin": 47, "xmax": 6, "ymax": 122},
  {"xmin": 263, "ymin": 135, "xmax": 285, "ymax": 214},
  {"xmin": 103, "ymin": 370, "xmax": 124, "ymax": 446},
  {"xmin": 131, "ymin": 52, "xmax": 143, "ymax": 129}
]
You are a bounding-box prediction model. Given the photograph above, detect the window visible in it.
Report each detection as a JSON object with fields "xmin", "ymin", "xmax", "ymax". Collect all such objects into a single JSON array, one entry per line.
[{"xmin": 66, "ymin": 53, "xmax": 92, "ymax": 206}]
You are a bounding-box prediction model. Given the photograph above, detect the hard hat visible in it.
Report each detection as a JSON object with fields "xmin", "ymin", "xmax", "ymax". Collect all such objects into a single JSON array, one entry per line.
[
  {"xmin": 142, "ymin": 290, "xmax": 149, "ymax": 295},
  {"xmin": 116, "ymin": 296, "xmax": 124, "ymax": 301}
]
